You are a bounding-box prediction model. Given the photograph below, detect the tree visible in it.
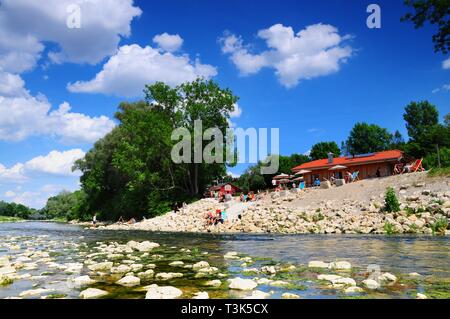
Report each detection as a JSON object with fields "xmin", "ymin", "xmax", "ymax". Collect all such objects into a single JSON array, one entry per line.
[
  {"xmin": 309, "ymin": 142, "xmax": 341, "ymax": 160},
  {"xmin": 41, "ymin": 190, "xmax": 87, "ymax": 220},
  {"xmin": 401, "ymin": 0, "xmax": 450, "ymax": 54},
  {"xmin": 391, "ymin": 130, "xmax": 406, "ymax": 149},
  {"xmin": 0, "ymin": 201, "xmax": 34, "ymax": 219},
  {"xmin": 403, "ymin": 101, "xmax": 439, "ymax": 142},
  {"xmin": 345, "ymin": 123, "xmax": 393, "ymax": 155}
]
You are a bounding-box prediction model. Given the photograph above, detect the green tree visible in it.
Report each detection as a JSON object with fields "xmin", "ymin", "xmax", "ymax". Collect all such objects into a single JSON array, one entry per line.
[
  {"xmin": 346, "ymin": 123, "xmax": 393, "ymax": 155},
  {"xmin": 309, "ymin": 142, "xmax": 341, "ymax": 160},
  {"xmin": 41, "ymin": 190, "xmax": 87, "ymax": 221},
  {"xmin": 403, "ymin": 101, "xmax": 439, "ymax": 142},
  {"xmin": 401, "ymin": 0, "xmax": 450, "ymax": 54}
]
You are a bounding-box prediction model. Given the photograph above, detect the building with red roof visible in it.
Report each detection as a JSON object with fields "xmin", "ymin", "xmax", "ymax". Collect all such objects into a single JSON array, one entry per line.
[{"xmin": 292, "ymin": 150, "xmax": 403, "ymax": 185}]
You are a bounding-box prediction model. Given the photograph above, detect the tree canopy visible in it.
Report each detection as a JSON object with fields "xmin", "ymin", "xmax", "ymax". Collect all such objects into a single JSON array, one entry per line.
[
  {"xmin": 345, "ymin": 123, "xmax": 393, "ymax": 155},
  {"xmin": 309, "ymin": 142, "xmax": 341, "ymax": 160}
]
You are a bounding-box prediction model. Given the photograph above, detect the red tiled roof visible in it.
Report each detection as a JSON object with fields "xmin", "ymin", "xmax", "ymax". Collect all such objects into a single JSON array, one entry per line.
[{"xmin": 292, "ymin": 150, "xmax": 403, "ymax": 172}]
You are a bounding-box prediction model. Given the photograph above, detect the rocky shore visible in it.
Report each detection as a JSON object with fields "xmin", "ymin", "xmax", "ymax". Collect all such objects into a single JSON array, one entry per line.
[{"xmin": 100, "ymin": 172, "xmax": 450, "ymax": 235}]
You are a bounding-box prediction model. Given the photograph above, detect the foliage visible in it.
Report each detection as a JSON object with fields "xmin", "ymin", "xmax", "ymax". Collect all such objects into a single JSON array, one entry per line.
[
  {"xmin": 73, "ymin": 79, "xmax": 238, "ymax": 220},
  {"xmin": 384, "ymin": 187, "xmax": 401, "ymax": 213},
  {"xmin": 0, "ymin": 201, "xmax": 35, "ymax": 219},
  {"xmin": 345, "ymin": 122, "xmax": 393, "ymax": 155},
  {"xmin": 428, "ymin": 166, "xmax": 450, "ymax": 177},
  {"xmin": 309, "ymin": 142, "xmax": 341, "ymax": 160},
  {"xmin": 383, "ymin": 222, "xmax": 396, "ymax": 235},
  {"xmin": 41, "ymin": 190, "xmax": 87, "ymax": 221},
  {"xmin": 431, "ymin": 217, "xmax": 449, "ymax": 235},
  {"xmin": 401, "ymin": 0, "xmax": 450, "ymax": 54}
]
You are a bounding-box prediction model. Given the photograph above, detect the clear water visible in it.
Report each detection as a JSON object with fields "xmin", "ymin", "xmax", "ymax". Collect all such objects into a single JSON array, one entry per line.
[{"xmin": 0, "ymin": 221, "xmax": 449, "ymax": 299}]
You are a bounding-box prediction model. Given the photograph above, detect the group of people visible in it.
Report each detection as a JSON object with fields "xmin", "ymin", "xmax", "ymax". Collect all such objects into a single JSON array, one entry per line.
[
  {"xmin": 172, "ymin": 202, "xmax": 188, "ymax": 214},
  {"xmin": 205, "ymin": 209, "xmax": 227, "ymax": 226},
  {"xmin": 239, "ymin": 192, "xmax": 256, "ymax": 202}
]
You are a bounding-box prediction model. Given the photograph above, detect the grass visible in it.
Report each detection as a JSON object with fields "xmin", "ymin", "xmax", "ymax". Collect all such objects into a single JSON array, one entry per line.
[
  {"xmin": 0, "ymin": 216, "xmax": 24, "ymax": 223},
  {"xmin": 383, "ymin": 222, "xmax": 396, "ymax": 235},
  {"xmin": 431, "ymin": 217, "xmax": 448, "ymax": 235},
  {"xmin": 427, "ymin": 167, "xmax": 450, "ymax": 177}
]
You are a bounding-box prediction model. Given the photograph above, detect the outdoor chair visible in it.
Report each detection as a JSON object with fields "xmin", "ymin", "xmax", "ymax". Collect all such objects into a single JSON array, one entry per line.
[
  {"xmin": 411, "ymin": 158, "xmax": 425, "ymax": 173},
  {"xmin": 350, "ymin": 171, "xmax": 359, "ymax": 182}
]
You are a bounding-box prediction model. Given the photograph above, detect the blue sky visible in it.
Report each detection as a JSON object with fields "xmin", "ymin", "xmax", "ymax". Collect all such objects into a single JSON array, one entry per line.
[{"xmin": 0, "ymin": 0, "xmax": 448, "ymax": 208}]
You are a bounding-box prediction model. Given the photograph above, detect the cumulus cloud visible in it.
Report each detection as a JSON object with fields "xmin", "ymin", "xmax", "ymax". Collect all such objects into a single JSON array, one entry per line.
[
  {"xmin": 67, "ymin": 43, "xmax": 217, "ymax": 97},
  {"xmin": 0, "ymin": 71, "xmax": 115, "ymax": 143},
  {"xmin": 443, "ymin": 57, "xmax": 450, "ymax": 70},
  {"xmin": 219, "ymin": 23, "xmax": 353, "ymax": 88},
  {"xmin": 153, "ymin": 33, "xmax": 184, "ymax": 52},
  {"xmin": 230, "ymin": 103, "xmax": 242, "ymax": 118},
  {"xmin": 0, "ymin": 149, "xmax": 85, "ymax": 184},
  {"xmin": 0, "ymin": 0, "xmax": 142, "ymax": 72}
]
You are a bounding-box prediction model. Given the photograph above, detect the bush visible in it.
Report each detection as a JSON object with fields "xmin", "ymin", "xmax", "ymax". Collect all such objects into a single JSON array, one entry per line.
[
  {"xmin": 384, "ymin": 187, "xmax": 400, "ymax": 212},
  {"xmin": 431, "ymin": 218, "xmax": 449, "ymax": 235},
  {"xmin": 384, "ymin": 222, "xmax": 396, "ymax": 235}
]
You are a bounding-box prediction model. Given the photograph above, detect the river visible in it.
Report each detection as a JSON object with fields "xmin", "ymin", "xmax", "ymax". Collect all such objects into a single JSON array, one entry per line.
[{"xmin": 0, "ymin": 221, "xmax": 449, "ymax": 299}]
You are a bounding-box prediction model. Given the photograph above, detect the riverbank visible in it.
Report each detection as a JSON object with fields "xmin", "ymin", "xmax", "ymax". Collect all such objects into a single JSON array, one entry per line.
[
  {"xmin": 0, "ymin": 216, "xmax": 24, "ymax": 223},
  {"xmin": 99, "ymin": 172, "xmax": 449, "ymax": 235}
]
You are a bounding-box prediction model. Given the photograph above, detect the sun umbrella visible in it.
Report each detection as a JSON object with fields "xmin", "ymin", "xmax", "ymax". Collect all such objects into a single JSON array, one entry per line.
[
  {"xmin": 294, "ymin": 169, "xmax": 312, "ymax": 175},
  {"xmin": 329, "ymin": 165, "xmax": 347, "ymax": 171},
  {"xmin": 273, "ymin": 173, "xmax": 289, "ymax": 179},
  {"xmin": 292, "ymin": 176, "xmax": 304, "ymax": 181},
  {"xmin": 278, "ymin": 179, "xmax": 291, "ymax": 183}
]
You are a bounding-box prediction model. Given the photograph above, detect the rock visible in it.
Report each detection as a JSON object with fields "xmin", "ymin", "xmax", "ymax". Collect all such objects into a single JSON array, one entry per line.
[
  {"xmin": 378, "ymin": 272, "xmax": 397, "ymax": 283},
  {"xmin": 422, "ymin": 190, "xmax": 431, "ymax": 196},
  {"xmin": 72, "ymin": 275, "xmax": 96, "ymax": 286},
  {"xmin": 256, "ymin": 278, "xmax": 272, "ymax": 285},
  {"xmin": 205, "ymin": 279, "xmax": 221, "ymax": 287},
  {"xmin": 328, "ymin": 261, "xmax": 352, "ymax": 270},
  {"xmin": 261, "ymin": 266, "xmax": 277, "ymax": 275},
  {"xmin": 169, "ymin": 261, "xmax": 184, "ymax": 267},
  {"xmin": 228, "ymin": 277, "xmax": 258, "ymax": 291},
  {"xmin": 282, "ymin": 293, "xmax": 300, "ymax": 299},
  {"xmin": 332, "ymin": 277, "xmax": 356, "ymax": 287},
  {"xmin": 88, "ymin": 262, "xmax": 113, "ymax": 272},
  {"xmin": 192, "ymin": 291, "xmax": 209, "ymax": 299},
  {"xmin": 224, "ymin": 252, "xmax": 239, "ymax": 259},
  {"xmin": 344, "ymin": 286, "xmax": 364, "ymax": 294},
  {"xmin": 136, "ymin": 241, "xmax": 160, "ymax": 252},
  {"xmin": 155, "ymin": 272, "xmax": 183, "ymax": 280},
  {"xmin": 269, "ymin": 280, "xmax": 289, "ymax": 287},
  {"xmin": 145, "ymin": 285, "xmax": 183, "ymax": 299},
  {"xmin": 317, "ymin": 274, "xmax": 342, "ymax": 282},
  {"xmin": 416, "ymin": 293, "xmax": 427, "ymax": 299},
  {"xmin": 138, "ymin": 269, "xmax": 155, "ymax": 278},
  {"xmin": 308, "ymin": 261, "xmax": 329, "ymax": 268},
  {"xmin": 244, "ymin": 290, "xmax": 271, "ymax": 299},
  {"xmin": 192, "ymin": 261, "xmax": 210, "ymax": 271},
  {"xmin": 116, "ymin": 275, "xmax": 140, "ymax": 287},
  {"xmin": 20, "ymin": 288, "xmax": 54, "ymax": 297},
  {"xmin": 79, "ymin": 288, "xmax": 109, "ymax": 299},
  {"xmin": 0, "ymin": 266, "xmax": 16, "ymax": 275},
  {"xmin": 112, "ymin": 264, "xmax": 131, "ymax": 273},
  {"xmin": 408, "ymin": 272, "xmax": 421, "ymax": 277},
  {"xmin": 362, "ymin": 279, "xmax": 380, "ymax": 290}
]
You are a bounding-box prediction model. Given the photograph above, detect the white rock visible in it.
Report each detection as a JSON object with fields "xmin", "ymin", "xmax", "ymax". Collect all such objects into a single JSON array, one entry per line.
[
  {"xmin": 88, "ymin": 262, "xmax": 113, "ymax": 272},
  {"xmin": 145, "ymin": 285, "xmax": 182, "ymax": 299},
  {"xmin": 79, "ymin": 288, "xmax": 109, "ymax": 299},
  {"xmin": 228, "ymin": 277, "xmax": 257, "ymax": 291},
  {"xmin": 193, "ymin": 261, "xmax": 210, "ymax": 271},
  {"xmin": 20, "ymin": 288, "xmax": 54, "ymax": 297},
  {"xmin": 192, "ymin": 291, "xmax": 209, "ymax": 299},
  {"xmin": 328, "ymin": 261, "xmax": 352, "ymax": 270},
  {"xmin": 344, "ymin": 286, "xmax": 364, "ymax": 294},
  {"xmin": 0, "ymin": 266, "xmax": 16, "ymax": 275},
  {"xmin": 72, "ymin": 275, "xmax": 96, "ymax": 286},
  {"xmin": 308, "ymin": 261, "xmax": 329, "ymax": 268},
  {"xmin": 261, "ymin": 266, "xmax": 277, "ymax": 275},
  {"xmin": 416, "ymin": 293, "xmax": 427, "ymax": 299},
  {"xmin": 282, "ymin": 293, "xmax": 300, "ymax": 299},
  {"xmin": 169, "ymin": 261, "xmax": 184, "ymax": 267},
  {"xmin": 362, "ymin": 279, "xmax": 380, "ymax": 289},
  {"xmin": 378, "ymin": 272, "xmax": 397, "ymax": 283},
  {"xmin": 138, "ymin": 269, "xmax": 155, "ymax": 278},
  {"xmin": 244, "ymin": 290, "xmax": 271, "ymax": 299},
  {"xmin": 116, "ymin": 275, "xmax": 140, "ymax": 287},
  {"xmin": 155, "ymin": 272, "xmax": 183, "ymax": 280},
  {"xmin": 224, "ymin": 252, "xmax": 239, "ymax": 259},
  {"xmin": 136, "ymin": 241, "xmax": 160, "ymax": 252}
]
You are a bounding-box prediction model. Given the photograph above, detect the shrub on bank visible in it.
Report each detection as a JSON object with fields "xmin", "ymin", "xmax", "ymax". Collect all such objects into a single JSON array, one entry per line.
[{"xmin": 384, "ymin": 187, "xmax": 400, "ymax": 213}]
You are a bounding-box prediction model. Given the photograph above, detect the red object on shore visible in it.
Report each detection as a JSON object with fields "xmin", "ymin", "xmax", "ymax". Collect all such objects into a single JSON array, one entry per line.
[{"xmin": 208, "ymin": 183, "xmax": 242, "ymax": 197}]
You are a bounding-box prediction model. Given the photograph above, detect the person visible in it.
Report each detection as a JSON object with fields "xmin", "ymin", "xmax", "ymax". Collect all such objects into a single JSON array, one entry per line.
[
  {"xmin": 127, "ymin": 217, "xmax": 136, "ymax": 224},
  {"xmin": 292, "ymin": 182, "xmax": 296, "ymax": 189},
  {"xmin": 314, "ymin": 177, "xmax": 321, "ymax": 187},
  {"xmin": 173, "ymin": 202, "xmax": 179, "ymax": 213},
  {"xmin": 376, "ymin": 167, "xmax": 381, "ymax": 178},
  {"xmin": 118, "ymin": 216, "xmax": 125, "ymax": 224},
  {"xmin": 182, "ymin": 202, "xmax": 188, "ymax": 214},
  {"xmin": 214, "ymin": 209, "xmax": 222, "ymax": 225},
  {"xmin": 345, "ymin": 171, "xmax": 352, "ymax": 183},
  {"xmin": 221, "ymin": 209, "xmax": 227, "ymax": 223},
  {"xmin": 92, "ymin": 213, "xmax": 97, "ymax": 227},
  {"xmin": 206, "ymin": 211, "xmax": 214, "ymax": 226}
]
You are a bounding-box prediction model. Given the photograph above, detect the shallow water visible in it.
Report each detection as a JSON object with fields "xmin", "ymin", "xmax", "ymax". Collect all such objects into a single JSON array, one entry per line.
[{"xmin": 0, "ymin": 221, "xmax": 449, "ymax": 299}]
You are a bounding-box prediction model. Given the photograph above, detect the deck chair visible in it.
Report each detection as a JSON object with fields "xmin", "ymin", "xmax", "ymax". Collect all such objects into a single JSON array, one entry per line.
[
  {"xmin": 350, "ymin": 171, "xmax": 359, "ymax": 182},
  {"xmin": 411, "ymin": 158, "xmax": 424, "ymax": 172},
  {"xmin": 299, "ymin": 181, "xmax": 305, "ymax": 190}
]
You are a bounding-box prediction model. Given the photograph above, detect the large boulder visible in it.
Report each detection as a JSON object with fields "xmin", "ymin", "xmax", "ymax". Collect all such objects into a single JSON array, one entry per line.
[
  {"xmin": 193, "ymin": 261, "xmax": 210, "ymax": 271},
  {"xmin": 155, "ymin": 272, "xmax": 183, "ymax": 280},
  {"xmin": 72, "ymin": 275, "xmax": 96, "ymax": 286},
  {"xmin": 308, "ymin": 261, "xmax": 329, "ymax": 268},
  {"xmin": 136, "ymin": 241, "xmax": 160, "ymax": 252},
  {"xmin": 362, "ymin": 279, "xmax": 380, "ymax": 290},
  {"xmin": 88, "ymin": 262, "xmax": 113, "ymax": 272}
]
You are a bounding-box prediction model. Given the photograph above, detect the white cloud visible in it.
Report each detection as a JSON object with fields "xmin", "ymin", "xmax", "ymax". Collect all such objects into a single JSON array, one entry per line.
[
  {"xmin": 443, "ymin": 57, "xmax": 450, "ymax": 70},
  {"xmin": 0, "ymin": 0, "xmax": 142, "ymax": 72},
  {"xmin": 4, "ymin": 190, "xmax": 16, "ymax": 198},
  {"xmin": 24, "ymin": 149, "xmax": 85, "ymax": 176},
  {"xmin": 0, "ymin": 148, "xmax": 84, "ymax": 184},
  {"xmin": 444, "ymin": 84, "xmax": 450, "ymax": 91},
  {"xmin": 230, "ymin": 103, "xmax": 242, "ymax": 118},
  {"xmin": 227, "ymin": 171, "xmax": 241, "ymax": 178},
  {"xmin": 0, "ymin": 71, "xmax": 115, "ymax": 143},
  {"xmin": 67, "ymin": 43, "xmax": 217, "ymax": 97},
  {"xmin": 432, "ymin": 84, "xmax": 450, "ymax": 93},
  {"xmin": 220, "ymin": 23, "xmax": 353, "ymax": 88},
  {"xmin": 153, "ymin": 33, "xmax": 184, "ymax": 52}
]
